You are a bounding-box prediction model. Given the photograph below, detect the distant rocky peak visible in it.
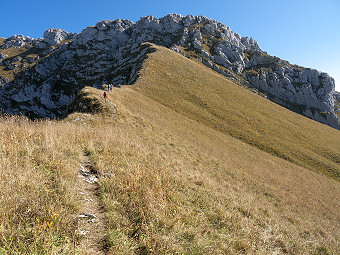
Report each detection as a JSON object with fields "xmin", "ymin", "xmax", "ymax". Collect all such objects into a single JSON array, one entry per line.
[
  {"xmin": 0, "ymin": 14, "xmax": 337, "ymax": 128},
  {"xmin": 69, "ymin": 14, "xmax": 261, "ymax": 53}
]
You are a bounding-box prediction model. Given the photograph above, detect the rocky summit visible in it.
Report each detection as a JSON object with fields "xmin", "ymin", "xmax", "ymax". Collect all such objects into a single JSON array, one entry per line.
[{"xmin": 0, "ymin": 14, "xmax": 338, "ymax": 128}]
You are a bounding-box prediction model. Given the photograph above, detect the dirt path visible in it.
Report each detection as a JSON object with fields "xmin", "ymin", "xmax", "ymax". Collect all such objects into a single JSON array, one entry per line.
[{"xmin": 76, "ymin": 160, "xmax": 107, "ymax": 254}]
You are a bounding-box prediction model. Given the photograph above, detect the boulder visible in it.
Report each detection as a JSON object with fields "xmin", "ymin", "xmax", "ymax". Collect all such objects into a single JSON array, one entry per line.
[
  {"xmin": 0, "ymin": 53, "xmax": 7, "ymax": 60},
  {"xmin": 0, "ymin": 76, "xmax": 8, "ymax": 85},
  {"xmin": 192, "ymin": 39, "xmax": 201, "ymax": 50},
  {"xmin": 43, "ymin": 28, "xmax": 71, "ymax": 46},
  {"xmin": 7, "ymin": 64, "xmax": 18, "ymax": 70}
]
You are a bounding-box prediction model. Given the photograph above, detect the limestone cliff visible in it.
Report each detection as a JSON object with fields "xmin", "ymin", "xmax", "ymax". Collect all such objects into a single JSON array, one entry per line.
[{"xmin": 0, "ymin": 14, "xmax": 338, "ymax": 128}]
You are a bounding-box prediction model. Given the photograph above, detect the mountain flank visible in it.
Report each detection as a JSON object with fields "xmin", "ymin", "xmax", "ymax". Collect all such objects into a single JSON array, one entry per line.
[
  {"xmin": 130, "ymin": 44, "xmax": 340, "ymax": 181},
  {"xmin": 0, "ymin": 14, "xmax": 338, "ymax": 129},
  {"xmin": 0, "ymin": 38, "xmax": 339, "ymax": 254}
]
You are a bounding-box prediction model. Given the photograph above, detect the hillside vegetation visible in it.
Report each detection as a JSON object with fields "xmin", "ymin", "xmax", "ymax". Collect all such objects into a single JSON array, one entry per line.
[
  {"xmin": 0, "ymin": 116, "xmax": 87, "ymax": 253},
  {"xmin": 0, "ymin": 45, "xmax": 339, "ymax": 254},
  {"xmin": 133, "ymin": 45, "xmax": 340, "ymax": 181}
]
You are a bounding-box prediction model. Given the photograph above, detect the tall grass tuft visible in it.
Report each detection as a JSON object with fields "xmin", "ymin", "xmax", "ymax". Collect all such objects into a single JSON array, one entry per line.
[{"xmin": 0, "ymin": 116, "xmax": 89, "ymax": 254}]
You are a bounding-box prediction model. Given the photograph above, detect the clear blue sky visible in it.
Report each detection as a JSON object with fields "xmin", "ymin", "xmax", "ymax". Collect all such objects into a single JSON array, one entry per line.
[{"xmin": 1, "ymin": 0, "xmax": 339, "ymax": 91}]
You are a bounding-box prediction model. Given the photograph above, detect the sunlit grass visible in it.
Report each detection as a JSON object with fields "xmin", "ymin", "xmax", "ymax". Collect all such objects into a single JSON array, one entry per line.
[
  {"xmin": 133, "ymin": 45, "xmax": 340, "ymax": 181},
  {"xmin": 0, "ymin": 44, "xmax": 339, "ymax": 254},
  {"xmin": 0, "ymin": 116, "xmax": 88, "ymax": 254}
]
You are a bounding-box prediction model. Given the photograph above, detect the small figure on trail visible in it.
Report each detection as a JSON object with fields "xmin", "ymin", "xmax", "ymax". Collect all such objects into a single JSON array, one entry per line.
[
  {"xmin": 109, "ymin": 84, "xmax": 113, "ymax": 92},
  {"xmin": 103, "ymin": 91, "xmax": 108, "ymax": 102},
  {"xmin": 107, "ymin": 84, "xmax": 110, "ymax": 91}
]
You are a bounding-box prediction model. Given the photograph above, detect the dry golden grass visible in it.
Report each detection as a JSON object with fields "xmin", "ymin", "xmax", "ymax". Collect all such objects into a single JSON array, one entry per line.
[
  {"xmin": 0, "ymin": 47, "xmax": 27, "ymax": 59},
  {"xmin": 133, "ymin": 45, "xmax": 340, "ymax": 181},
  {"xmin": 0, "ymin": 116, "xmax": 93, "ymax": 254},
  {"xmin": 0, "ymin": 47, "xmax": 28, "ymax": 83},
  {"xmin": 82, "ymin": 45, "xmax": 339, "ymax": 254},
  {"xmin": 68, "ymin": 84, "xmax": 340, "ymax": 254},
  {"xmin": 1, "ymin": 44, "xmax": 340, "ymax": 254}
]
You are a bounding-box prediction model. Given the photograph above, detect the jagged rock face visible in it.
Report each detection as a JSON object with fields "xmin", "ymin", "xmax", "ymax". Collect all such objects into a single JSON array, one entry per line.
[
  {"xmin": 42, "ymin": 28, "xmax": 75, "ymax": 46},
  {"xmin": 241, "ymin": 53, "xmax": 339, "ymax": 128},
  {"xmin": 0, "ymin": 14, "xmax": 338, "ymax": 128},
  {"xmin": 0, "ymin": 35, "xmax": 39, "ymax": 49},
  {"xmin": 334, "ymin": 91, "xmax": 340, "ymax": 116},
  {"xmin": 334, "ymin": 91, "xmax": 340, "ymax": 101}
]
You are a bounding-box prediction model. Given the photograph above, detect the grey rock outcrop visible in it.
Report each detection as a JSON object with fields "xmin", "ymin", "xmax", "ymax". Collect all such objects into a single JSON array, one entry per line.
[
  {"xmin": 7, "ymin": 64, "xmax": 17, "ymax": 70},
  {"xmin": 0, "ymin": 76, "xmax": 8, "ymax": 85},
  {"xmin": 0, "ymin": 53, "xmax": 7, "ymax": 60},
  {"xmin": 241, "ymin": 53, "xmax": 338, "ymax": 128},
  {"xmin": 334, "ymin": 91, "xmax": 340, "ymax": 114},
  {"xmin": 0, "ymin": 35, "xmax": 38, "ymax": 49},
  {"xmin": 43, "ymin": 28, "xmax": 75, "ymax": 46},
  {"xmin": 0, "ymin": 14, "xmax": 338, "ymax": 128},
  {"xmin": 334, "ymin": 91, "xmax": 340, "ymax": 101}
]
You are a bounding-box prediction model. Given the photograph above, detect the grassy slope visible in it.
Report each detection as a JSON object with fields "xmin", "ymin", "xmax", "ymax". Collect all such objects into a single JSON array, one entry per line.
[
  {"xmin": 133, "ymin": 45, "xmax": 340, "ymax": 181},
  {"xmin": 65, "ymin": 46, "xmax": 340, "ymax": 253},
  {"xmin": 63, "ymin": 86, "xmax": 340, "ymax": 254},
  {"xmin": 0, "ymin": 46, "xmax": 28, "ymax": 83},
  {"xmin": 1, "ymin": 44, "xmax": 340, "ymax": 254}
]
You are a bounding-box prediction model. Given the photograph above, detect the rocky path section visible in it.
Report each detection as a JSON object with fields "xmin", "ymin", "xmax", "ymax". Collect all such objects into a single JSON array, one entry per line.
[{"xmin": 76, "ymin": 160, "xmax": 107, "ymax": 254}]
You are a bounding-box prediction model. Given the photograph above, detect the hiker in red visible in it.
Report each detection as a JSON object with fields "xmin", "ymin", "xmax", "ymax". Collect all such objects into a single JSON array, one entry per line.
[{"xmin": 103, "ymin": 91, "xmax": 107, "ymax": 102}]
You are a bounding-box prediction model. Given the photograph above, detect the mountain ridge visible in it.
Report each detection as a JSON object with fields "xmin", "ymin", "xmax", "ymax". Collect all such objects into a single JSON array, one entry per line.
[
  {"xmin": 0, "ymin": 14, "xmax": 338, "ymax": 128},
  {"xmin": 1, "ymin": 32, "xmax": 340, "ymax": 254}
]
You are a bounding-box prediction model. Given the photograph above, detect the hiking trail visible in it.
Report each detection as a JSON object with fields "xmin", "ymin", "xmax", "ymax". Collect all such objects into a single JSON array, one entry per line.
[
  {"xmin": 76, "ymin": 156, "xmax": 108, "ymax": 254},
  {"xmin": 100, "ymin": 91, "xmax": 118, "ymax": 117}
]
